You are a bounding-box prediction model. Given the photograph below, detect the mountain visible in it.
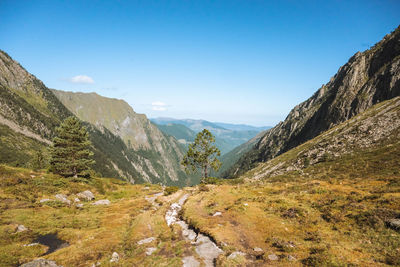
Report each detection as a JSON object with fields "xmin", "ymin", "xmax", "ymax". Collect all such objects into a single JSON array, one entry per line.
[
  {"xmin": 151, "ymin": 117, "xmax": 270, "ymax": 155},
  {"xmin": 225, "ymin": 25, "xmax": 400, "ymax": 178},
  {"xmin": 155, "ymin": 123, "xmax": 197, "ymax": 147},
  {"xmin": 52, "ymin": 90, "xmax": 196, "ymax": 186},
  {"xmin": 0, "ymin": 50, "xmax": 195, "ymax": 186},
  {"xmin": 244, "ymin": 96, "xmax": 400, "ymax": 180}
]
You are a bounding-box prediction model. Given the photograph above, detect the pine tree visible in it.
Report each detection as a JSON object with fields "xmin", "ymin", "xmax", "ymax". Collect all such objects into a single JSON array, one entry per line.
[
  {"xmin": 181, "ymin": 129, "xmax": 221, "ymax": 181},
  {"xmin": 49, "ymin": 116, "xmax": 94, "ymax": 178}
]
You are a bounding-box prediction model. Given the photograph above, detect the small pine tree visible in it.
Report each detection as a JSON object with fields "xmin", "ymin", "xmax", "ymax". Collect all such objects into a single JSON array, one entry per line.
[
  {"xmin": 49, "ymin": 116, "xmax": 95, "ymax": 178},
  {"xmin": 31, "ymin": 150, "xmax": 47, "ymax": 171},
  {"xmin": 181, "ymin": 129, "xmax": 221, "ymax": 181}
]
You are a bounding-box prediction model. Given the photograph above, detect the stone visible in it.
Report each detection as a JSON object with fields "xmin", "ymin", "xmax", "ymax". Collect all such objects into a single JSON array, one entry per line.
[
  {"xmin": 17, "ymin": 224, "xmax": 28, "ymax": 232},
  {"xmin": 92, "ymin": 199, "xmax": 110, "ymax": 205},
  {"xmin": 55, "ymin": 194, "xmax": 71, "ymax": 205},
  {"xmin": 194, "ymin": 234, "xmax": 223, "ymax": 267},
  {"xmin": 77, "ymin": 190, "xmax": 95, "ymax": 201},
  {"xmin": 75, "ymin": 203, "xmax": 84, "ymax": 208},
  {"xmin": 386, "ymin": 219, "xmax": 400, "ymax": 231},
  {"xmin": 212, "ymin": 211, "xmax": 222, "ymax": 217},
  {"xmin": 137, "ymin": 237, "xmax": 156, "ymax": 245},
  {"xmin": 23, "ymin": 243, "xmax": 39, "ymax": 247},
  {"xmin": 182, "ymin": 256, "xmax": 200, "ymax": 267},
  {"xmin": 244, "ymin": 203, "xmax": 249, "ymax": 206},
  {"xmin": 145, "ymin": 247, "xmax": 157, "ymax": 256},
  {"xmin": 20, "ymin": 259, "xmax": 61, "ymax": 267},
  {"xmin": 253, "ymin": 247, "xmax": 263, "ymax": 252},
  {"xmin": 288, "ymin": 255, "xmax": 296, "ymax": 261},
  {"xmin": 268, "ymin": 254, "xmax": 279, "ymax": 261},
  {"xmin": 39, "ymin": 199, "xmax": 52, "ymax": 203},
  {"xmin": 110, "ymin": 252, "xmax": 119, "ymax": 263},
  {"xmin": 227, "ymin": 251, "xmax": 246, "ymax": 259},
  {"xmin": 74, "ymin": 198, "xmax": 80, "ymax": 202}
]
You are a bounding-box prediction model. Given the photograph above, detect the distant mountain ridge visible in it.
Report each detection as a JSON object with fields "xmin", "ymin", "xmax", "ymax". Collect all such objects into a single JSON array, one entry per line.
[
  {"xmin": 151, "ymin": 117, "xmax": 271, "ymax": 155},
  {"xmin": 225, "ymin": 25, "xmax": 400, "ymax": 178}
]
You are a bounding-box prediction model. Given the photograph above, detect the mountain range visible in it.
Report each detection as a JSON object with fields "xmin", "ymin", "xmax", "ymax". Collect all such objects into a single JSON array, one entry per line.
[{"xmin": 151, "ymin": 117, "xmax": 271, "ymax": 155}]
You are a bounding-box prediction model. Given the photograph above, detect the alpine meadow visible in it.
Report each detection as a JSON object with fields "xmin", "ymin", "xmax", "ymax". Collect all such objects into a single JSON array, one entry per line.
[{"xmin": 0, "ymin": 1, "xmax": 399, "ymax": 266}]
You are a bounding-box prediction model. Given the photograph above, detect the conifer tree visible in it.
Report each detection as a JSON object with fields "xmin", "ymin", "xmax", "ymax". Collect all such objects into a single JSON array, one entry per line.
[
  {"xmin": 49, "ymin": 116, "xmax": 94, "ymax": 178},
  {"xmin": 181, "ymin": 129, "xmax": 221, "ymax": 181}
]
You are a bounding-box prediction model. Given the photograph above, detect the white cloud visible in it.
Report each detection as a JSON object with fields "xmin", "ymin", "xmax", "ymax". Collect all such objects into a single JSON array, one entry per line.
[
  {"xmin": 70, "ymin": 75, "xmax": 94, "ymax": 84},
  {"xmin": 152, "ymin": 101, "xmax": 168, "ymax": 111}
]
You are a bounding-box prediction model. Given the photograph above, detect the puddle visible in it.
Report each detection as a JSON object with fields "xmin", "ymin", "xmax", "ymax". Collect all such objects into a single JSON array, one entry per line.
[{"xmin": 33, "ymin": 233, "xmax": 69, "ymax": 255}]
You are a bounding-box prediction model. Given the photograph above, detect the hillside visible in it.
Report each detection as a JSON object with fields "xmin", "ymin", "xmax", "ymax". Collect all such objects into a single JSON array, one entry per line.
[
  {"xmin": 151, "ymin": 118, "xmax": 269, "ymax": 155},
  {"xmin": 52, "ymin": 90, "xmax": 195, "ymax": 186},
  {"xmin": 0, "ymin": 51, "xmax": 194, "ymax": 186},
  {"xmin": 155, "ymin": 123, "xmax": 197, "ymax": 147},
  {"xmin": 225, "ymin": 26, "xmax": 400, "ymax": 178}
]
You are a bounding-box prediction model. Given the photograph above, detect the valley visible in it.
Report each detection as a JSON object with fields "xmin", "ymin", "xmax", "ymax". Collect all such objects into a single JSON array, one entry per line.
[{"xmin": 0, "ymin": 3, "xmax": 399, "ymax": 266}]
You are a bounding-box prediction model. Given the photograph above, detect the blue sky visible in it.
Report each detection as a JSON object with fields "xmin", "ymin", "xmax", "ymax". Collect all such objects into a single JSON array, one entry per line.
[{"xmin": 1, "ymin": 0, "xmax": 399, "ymax": 126}]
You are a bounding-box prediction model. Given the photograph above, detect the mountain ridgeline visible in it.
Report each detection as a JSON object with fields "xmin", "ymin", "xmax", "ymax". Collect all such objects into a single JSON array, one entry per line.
[
  {"xmin": 225, "ymin": 26, "xmax": 400, "ymax": 178},
  {"xmin": 0, "ymin": 50, "xmax": 196, "ymax": 186}
]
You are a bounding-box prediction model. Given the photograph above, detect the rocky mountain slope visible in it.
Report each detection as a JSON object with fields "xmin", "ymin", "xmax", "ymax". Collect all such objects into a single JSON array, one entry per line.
[
  {"xmin": 225, "ymin": 25, "xmax": 400, "ymax": 178},
  {"xmin": 0, "ymin": 51, "xmax": 193, "ymax": 186},
  {"xmin": 52, "ymin": 90, "xmax": 192, "ymax": 186},
  {"xmin": 244, "ymin": 96, "xmax": 400, "ymax": 180}
]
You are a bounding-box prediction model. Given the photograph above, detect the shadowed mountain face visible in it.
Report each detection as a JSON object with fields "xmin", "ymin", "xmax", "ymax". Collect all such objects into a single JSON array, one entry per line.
[
  {"xmin": 53, "ymin": 90, "xmax": 194, "ymax": 186},
  {"xmin": 0, "ymin": 51, "xmax": 195, "ymax": 186},
  {"xmin": 225, "ymin": 26, "xmax": 400, "ymax": 178}
]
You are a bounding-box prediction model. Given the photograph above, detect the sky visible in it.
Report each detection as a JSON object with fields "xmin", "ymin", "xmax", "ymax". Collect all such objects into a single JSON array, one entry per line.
[{"xmin": 0, "ymin": 0, "xmax": 399, "ymax": 126}]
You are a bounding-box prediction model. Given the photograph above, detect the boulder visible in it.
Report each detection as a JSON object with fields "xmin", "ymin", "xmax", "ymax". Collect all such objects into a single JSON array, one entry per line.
[
  {"xmin": 227, "ymin": 251, "xmax": 246, "ymax": 259},
  {"xmin": 75, "ymin": 203, "xmax": 84, "ymax": 208},
  {"xmin": 92, "ymin": 199, "xmax": 110, "ymax": 205},
  {"xmin": 268, "ymin": 254, "xmax": 279, "ymax": 261},
  {"xmin": 386, "ymin": 219, "xmax": 400, "ymax": 231},
  {"xmin": 17, "ymin": 224, "xmax": 28, "ymax": 232},
  {"xmin": 212, "ymin": 211, "xmax": 222, "ymax": 217},
  {"xmin": 110, "ymin": 252, "xmax": 119, "ymax": 263},
  {"xmin": 77, "ymin": 190, "xmax": 95, "ymax": 201},
  {"xmin": 39, "ymin": 199, "xmax": 52, "ymax": 203},
  {"xmin": 55, "ymin": 194, "xmax": 71, "ymax": 205},
  {"xmin": 20, "ymin": 259, "xmax": 61, "ymax": 267}
]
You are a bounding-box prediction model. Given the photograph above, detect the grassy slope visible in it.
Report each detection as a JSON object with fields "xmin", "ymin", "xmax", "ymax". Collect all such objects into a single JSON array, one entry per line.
[
  {"xmin": 0, "ymin": 165, "xmax": 201, "ymax": 266},
  {"xmin": 180, "ymin": 100, "xmax": 400, "ymax": 266}
]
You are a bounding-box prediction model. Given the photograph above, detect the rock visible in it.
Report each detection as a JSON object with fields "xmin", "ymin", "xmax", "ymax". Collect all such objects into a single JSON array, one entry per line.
[
  {"xmin": 182, "ymin": 256, "xmax": 200, "ymax": 267},
  {"xmin": 212, "ymin": 211, "xmax": 222, "ymax": 217},
  {"xmin": 74, "ymin": 198, "xmax": 80, "ymax": 202},
  {"xmin": 77, "ymin": 190, "xmax": 95, "ymax": 201},
  {"xmin": 75, "ymin": 203, "xmax": 84, "ymax": 208},
  {"xmin": 137, "ymin": 237, "xmax": 156, "ymax": 245},
  {"xmin": 144, "ymin": 186, "xmax": 150, "ymax": 190},
  {"xmin": 20, "ymin": 259, "xmax": 61, "ymax": 267},
  {"xmin": 39, "ymin": 199, "xmax": 52, "ymax": 203},
  {"xmin": 145, "ymin": 247, "xmax": 157, "ymax": 256},
  {"xmin": 17, "ymin": 224, "xmax": 28, "ymax": 232},
  {"xmin": 55, "ymin": 194, "xmax": 71, "ymax": 205},
  {"xmin": 23, "ymin": 243, "xmax": 39, "ymax": 247},
  {"xmin": 244, "ymin": 203, "xmax": 249, "ymax": 206},
  {"xmin": 194, "ymin": 234, "xmax": 223, "ymax": 267},
  {"xmin": 288, "ymin": 255, "xmax": 296, "ymax": 261},
  {"xmin": 268, "ymin": 254, "xmax": 279, "ymax": 261},
  {"xmin": 253, "ymin": 247, "xmax": 263, "ymax": 252},
  {"xmin": 110, "ymin": 252, "xmax": 119, "ymax": 263},
  {"xmin": 92, "ymin": 199, "xmax": 110, "ymax": 205},
  {"xmin": 227, "ymin": 251, "xmax": 246, "ymax": 259},
  {"xmin": 386, "ymin": 219, "xmax": 400, "ymax": 231}
]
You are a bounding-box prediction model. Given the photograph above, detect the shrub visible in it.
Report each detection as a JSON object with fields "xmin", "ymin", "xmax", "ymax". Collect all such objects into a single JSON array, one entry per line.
[{"xmin": 164, "ymin": 186, "xmax": 179, "ymax": 196}]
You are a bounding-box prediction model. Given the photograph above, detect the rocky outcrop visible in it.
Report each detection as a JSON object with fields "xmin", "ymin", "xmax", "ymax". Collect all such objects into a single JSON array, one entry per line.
[{"xmin": 226, "ymin": 26, "xmax": 400, "ymax": 178}]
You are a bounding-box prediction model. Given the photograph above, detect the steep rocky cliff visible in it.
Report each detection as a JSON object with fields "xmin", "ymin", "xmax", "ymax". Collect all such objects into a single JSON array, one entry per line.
[
  {"xmin": 226, "ymin": 26, "xmax": 400, "ymax": 178},
  {"xmin": 52, "ymin": 90, "xmax": 192, "ymax": 185}
]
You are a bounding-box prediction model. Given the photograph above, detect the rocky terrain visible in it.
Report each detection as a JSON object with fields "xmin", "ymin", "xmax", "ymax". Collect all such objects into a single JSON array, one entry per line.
[
  {"xmin": 247, "ymin": 96, "xmax": 400, "ymax": 179},
  {"xmin": 52, "ymin": 90, "xmax": 192, "ymax": 186},
  {"xmin": 226, "ymin": 26, "xmax": 400, "ymax": 178}
]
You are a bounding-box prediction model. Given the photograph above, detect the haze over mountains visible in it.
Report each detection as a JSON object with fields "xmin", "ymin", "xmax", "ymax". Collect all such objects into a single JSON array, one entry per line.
[{"xmin": 151, "ymin": 117, "xmax": 271, "ymax": 155}]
